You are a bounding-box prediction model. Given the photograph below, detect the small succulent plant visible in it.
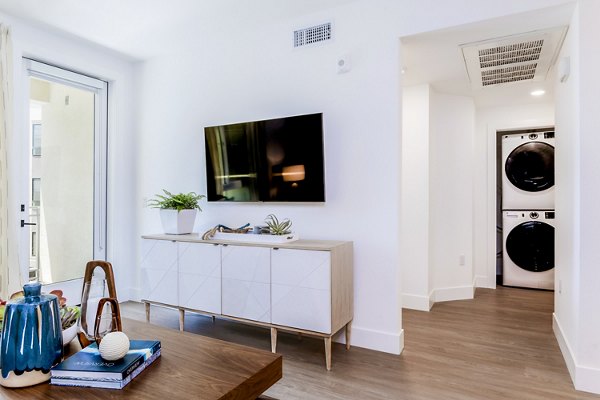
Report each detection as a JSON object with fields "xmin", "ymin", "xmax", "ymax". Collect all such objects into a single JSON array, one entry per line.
[
  {"xmin": 264, "ymin": 214, "xmax": 292, "ymax": 235},
  {"xmin": 59, "ymin": 306, "xmax": 81, "ymax": 330}
]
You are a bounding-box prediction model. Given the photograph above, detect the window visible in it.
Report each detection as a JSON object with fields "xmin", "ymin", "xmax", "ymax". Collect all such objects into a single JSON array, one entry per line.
[
  {"xmin": 32, "ymin": 122, "xmax": 42, "ymax": 156},
  {"xmin": 31, "ymin": 178, "xmax": 41, "ymax": 206}
]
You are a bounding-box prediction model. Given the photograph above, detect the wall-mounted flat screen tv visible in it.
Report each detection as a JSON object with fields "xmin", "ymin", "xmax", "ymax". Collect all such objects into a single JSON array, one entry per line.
[{"xmin": 204, "ymin": 113, "xmax": 325, "ymax": 202}]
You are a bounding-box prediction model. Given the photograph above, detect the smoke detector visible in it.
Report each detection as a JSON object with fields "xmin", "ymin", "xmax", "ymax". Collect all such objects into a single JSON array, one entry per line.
[{"xmin": 460, "ymin": 27, "xmax": 567, "ymax": 89}]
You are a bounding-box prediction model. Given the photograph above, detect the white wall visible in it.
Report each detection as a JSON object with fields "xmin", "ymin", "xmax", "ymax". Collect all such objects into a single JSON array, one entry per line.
[
  {"xmin": 1, "ymin": 11, "xmax": 136, "ymax": 301},
  {"xmin": 576, "ymin": 0, "xmax": 600, "ymax": 390},
  {"xmin": 401, "ymin": 84, "xmax": 432, "ymax": 311},
  {"xmin": 473, "ymin": 102, "xmax": 554, "ymax": 289},
  {"xmin": 429, "ymin": 91, "xmax": 476, "ymax": 302},
  {"xmin": 554, "ymin": 0, "xmax": 600, "ymax": 394},
  {"xmin": 135, "ymin": 2, "xmax": 405, "ymax": 354},
  {"xmin": 401, "ymin": 87, "xmax": 476, "ymax": 310},
  {"xmin": 132, "ymin": 0, "xmax": 579, "ymax": 355},
  {"xmin": 553, "ymin": 2, "xmax": 579, "ymax": 380}
]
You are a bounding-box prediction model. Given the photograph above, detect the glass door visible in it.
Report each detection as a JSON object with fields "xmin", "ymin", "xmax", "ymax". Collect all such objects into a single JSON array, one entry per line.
[{"xmin": 21, "ymin": 60, "xmax": 107, "ymax": 285}]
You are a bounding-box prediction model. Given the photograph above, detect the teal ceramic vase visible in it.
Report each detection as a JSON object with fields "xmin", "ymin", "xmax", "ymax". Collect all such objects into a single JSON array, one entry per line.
[{"xmin": 0, "ymin": 282, "xmax": 63, "ymax": 387}]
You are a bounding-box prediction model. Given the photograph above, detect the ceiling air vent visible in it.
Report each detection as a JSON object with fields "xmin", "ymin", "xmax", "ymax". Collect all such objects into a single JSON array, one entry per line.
[
  {"xmin": 294, "ymin": 22, "xmax": 332, "ymax": 48},
  {"xmin": 461, "ymin": 27, "xmax": 567, "ymax": 89},
  {"xmin": 481, "ymin": 64, "xmax": 537, "ymax": 86}
]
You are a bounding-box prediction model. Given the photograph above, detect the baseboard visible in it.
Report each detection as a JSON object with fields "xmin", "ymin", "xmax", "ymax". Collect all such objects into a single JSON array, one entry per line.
[
  {"xmin": 431, "ymin": 284, "xmax": 474, "ymax": 303},
  {"xmin": 474, "ymin": 274, "xmax": 495, "ymax": 288},
  {"xmin": 576, "ymin": 365, "xmax": 600, "ymax": 394},
  {"xmin": 553, "ymin": 314, "xmax": 576, "ymax": 381},
  {"xmin": 402, "ymin": 293, "xmax": 433, "ymax": 311},
  {"xmin": 553, "ymin": 313, "xmax": 600, "ymax": 394},
  {"xmin": 349, "ymin": 325, "xmax": 404, "ymax": 355},
  {"xmin": 128, "ymin": 287, "xmax": 142, "ymax": 302}
]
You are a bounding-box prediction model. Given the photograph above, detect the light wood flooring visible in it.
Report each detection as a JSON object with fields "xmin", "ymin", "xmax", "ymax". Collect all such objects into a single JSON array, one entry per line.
[{"xmin": 120, "ymin": 287, "xmax": 599, "ymax": 399}]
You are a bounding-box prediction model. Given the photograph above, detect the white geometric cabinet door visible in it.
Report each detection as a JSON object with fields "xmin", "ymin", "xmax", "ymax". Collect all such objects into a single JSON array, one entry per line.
[
  {"xmin": 178, "ymin": 242, "xmax": 221, "ymax": 314},
  {"xmin": 271, "ymin": 248, "xmax": 331, "ymax": 333},
  {"xmin": 221, "ymin": 245, "xmax": 271, "ymax": 323},
  {"xmin": 140, "ymin": 239, "xmax": 178, "ymax": 306}
]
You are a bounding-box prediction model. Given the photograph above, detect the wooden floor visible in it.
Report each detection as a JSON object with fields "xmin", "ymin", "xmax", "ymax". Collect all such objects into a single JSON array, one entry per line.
[{"xmin": 120, "ymin": 287, "xmax": 599, "ymax": 399}]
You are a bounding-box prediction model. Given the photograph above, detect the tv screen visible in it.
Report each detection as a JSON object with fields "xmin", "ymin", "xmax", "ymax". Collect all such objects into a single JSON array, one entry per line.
[{"xmin": 204, "ymin": 113, "xmax": 325, "ymax": 202}]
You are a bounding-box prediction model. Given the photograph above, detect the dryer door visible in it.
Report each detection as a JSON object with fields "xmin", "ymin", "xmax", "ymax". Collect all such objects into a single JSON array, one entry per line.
[
  {"xmin": 505, "ymin": 221, "xmax": 554, "ymax": 272},
  {"xmin": 505, "ymin": 142, "xmax": 554, "ymax": 192}
]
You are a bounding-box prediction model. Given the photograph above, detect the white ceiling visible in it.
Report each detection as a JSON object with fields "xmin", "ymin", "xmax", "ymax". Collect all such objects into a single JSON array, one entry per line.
[
  {"xmin": 401, "ymin": 3, "xmax": 575, "ymax": 107},
  {"xmin": 0, "ymin": 0, "xmax": 357, "ymax": 60},
  {"xmin": 0, "ymin": 1, "xmax": 575, "ymax": 107}
]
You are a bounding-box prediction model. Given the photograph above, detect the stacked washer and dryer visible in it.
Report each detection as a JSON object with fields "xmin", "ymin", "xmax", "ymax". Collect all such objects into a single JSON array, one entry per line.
[{"xmin": 501, "ymin": 131, "xmax": 555, "ymax": 290}]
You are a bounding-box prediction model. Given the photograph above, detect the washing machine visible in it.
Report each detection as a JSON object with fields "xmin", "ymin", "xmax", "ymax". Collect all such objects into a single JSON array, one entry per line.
[
  {"xmin": 502, "ymin": 210, "xmax": 555, "ymax": 290},
  {"xmin": 502, "ymin": 132, "xmax": 555, "ymax": 210}
]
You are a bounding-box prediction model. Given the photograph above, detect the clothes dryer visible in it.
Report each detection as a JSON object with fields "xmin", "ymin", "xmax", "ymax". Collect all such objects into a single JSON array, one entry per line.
[
  {"xmin": 502, "ymin": 132, "xmax": 554, "ymax": 210},
  {"xmin": 502, "ymin": 210, "xmax": 554, "ymax": 290}
]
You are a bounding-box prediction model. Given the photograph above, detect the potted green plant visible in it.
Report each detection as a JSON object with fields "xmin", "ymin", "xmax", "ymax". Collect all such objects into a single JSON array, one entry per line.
[{"xmin": 148, "ymin": 190, "xmax": 205, "ymax": 234}]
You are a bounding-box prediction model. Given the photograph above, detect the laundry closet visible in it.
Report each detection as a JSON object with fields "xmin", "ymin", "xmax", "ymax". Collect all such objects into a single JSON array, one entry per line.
[
  {"xmin": 400, "ymin": 4, "xmax": 573, "ymax": 308},
  {"xmin": 497, "ymin": 128, "xmax": 555, "ymax": 290}
]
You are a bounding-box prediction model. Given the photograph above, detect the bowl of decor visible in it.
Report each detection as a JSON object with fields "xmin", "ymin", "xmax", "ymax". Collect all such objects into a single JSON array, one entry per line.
[{"xmin": 49, "ymin": 290, "xmax": 81, "ymax": 346}]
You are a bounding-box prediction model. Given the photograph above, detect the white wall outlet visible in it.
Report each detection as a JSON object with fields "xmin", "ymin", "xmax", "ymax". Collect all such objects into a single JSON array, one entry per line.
[
  {"xmin": 337, "ymin": 54, "xmax": 351, "ymax": 74},
  {"xmin": 459, "ymin": 255, "xmax": 466, "ymax": 266}
]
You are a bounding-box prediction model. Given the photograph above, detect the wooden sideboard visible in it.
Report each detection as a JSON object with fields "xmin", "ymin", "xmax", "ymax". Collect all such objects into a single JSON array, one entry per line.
[{"xmin": 140, "ymin": 233, "xmax": 353, "ymax": 370}]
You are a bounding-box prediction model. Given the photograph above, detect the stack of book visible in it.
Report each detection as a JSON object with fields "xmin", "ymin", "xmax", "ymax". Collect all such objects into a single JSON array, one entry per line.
[{"xmin": 51, "ymin": 340, "xmax": 161, "ymax": 389}]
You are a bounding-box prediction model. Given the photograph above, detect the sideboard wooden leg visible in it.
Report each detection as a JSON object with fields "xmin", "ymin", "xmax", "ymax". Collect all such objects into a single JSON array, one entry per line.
[
  {"xmin": 145, "ymin": 302, "xmax": 150, "ymax": 322},
  {"xmin": 179, "ymin": 309, "xmax": 185, "ymax": 331},
  {"xmin": 324, "ymin": 337, "xmax": 332, "ymax": 371},
  {"xmin": 270, "ymin": 327, "xmax": 278, "ymax": 353},
  {"xmin": 345, "ymin": 322, "xmax": 352, "ymax": 350}
]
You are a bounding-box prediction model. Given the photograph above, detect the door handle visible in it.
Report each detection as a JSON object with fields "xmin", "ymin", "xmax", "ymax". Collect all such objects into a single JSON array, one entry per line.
[{"xmin": 20, "ymin": 220, "xmax": 36, "ymax": 228}]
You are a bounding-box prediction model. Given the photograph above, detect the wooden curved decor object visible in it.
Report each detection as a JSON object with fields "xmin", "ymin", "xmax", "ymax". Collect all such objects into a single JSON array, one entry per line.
[
  {"xmin": 93, "ymin": 297, "xmax": 123, "ymax": 345},
  {"xmin": 78, "ymin": 260, "xmax": 118, "ymax": 348}
]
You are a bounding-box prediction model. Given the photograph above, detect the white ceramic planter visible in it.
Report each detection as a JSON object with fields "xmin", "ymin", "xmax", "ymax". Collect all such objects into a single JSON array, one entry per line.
[{"xmin": 160, "ymin": 209, "xmax": 197, "ymax": 234}]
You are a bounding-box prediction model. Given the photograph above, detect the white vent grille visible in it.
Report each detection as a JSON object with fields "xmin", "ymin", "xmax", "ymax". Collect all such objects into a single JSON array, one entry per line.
[
  {"xmin": 461, "ymin": 28, "xmax": 567, "ymax": 89},
  {"xmin": 481, "ymin": 63, "xmax": 537, "ymax": 86},
  {"xmin": 478, "ymin": 40, "xmax": 544, "ymax": 68},
  {"xmin": 294, "ymin": 23, "xmax": 332, "ymax": 47}
]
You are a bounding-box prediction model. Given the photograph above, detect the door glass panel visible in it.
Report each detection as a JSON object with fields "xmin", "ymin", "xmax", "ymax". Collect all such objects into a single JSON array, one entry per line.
[
  {"xmin": 505, "ymin": 221, "xmax": 555, "ymax": 272},
  {"xmin": 28, "ymin": 77, "xmax": 95, "ymax": 284},
  {"xmin": 505, "ymin": 142, "xmax": 555, "ymax": 192}
]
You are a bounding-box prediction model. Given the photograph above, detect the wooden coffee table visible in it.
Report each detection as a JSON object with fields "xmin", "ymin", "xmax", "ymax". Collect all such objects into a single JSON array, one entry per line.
[{"xmin": 0, "ymin": 318, "xmax": 282, "ymax": 399}]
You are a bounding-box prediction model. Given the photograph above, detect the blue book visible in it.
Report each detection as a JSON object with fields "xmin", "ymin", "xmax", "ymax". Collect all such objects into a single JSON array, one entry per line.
[
  {"xmin": 51, "ymin": 340, "xmax": 161, "ymax": 381},
  {"xmin": 50, "ymin": 348, "xmax": 161, "ymax": 389}
]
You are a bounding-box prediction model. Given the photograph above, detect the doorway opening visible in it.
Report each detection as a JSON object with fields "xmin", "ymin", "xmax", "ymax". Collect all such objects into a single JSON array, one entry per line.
[
  {"xmin": 399, "ymin": 3, "xmax": 573, "ymax": 311},
  {"xmin": 21, "ymin": 60, "xmax": 107, "ymax": 289}
]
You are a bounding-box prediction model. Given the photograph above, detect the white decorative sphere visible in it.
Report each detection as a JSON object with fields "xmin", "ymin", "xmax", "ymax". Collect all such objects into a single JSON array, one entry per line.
[{"xmin": 99, "ymin": 332, "xmax": 130, "ymax": 361}]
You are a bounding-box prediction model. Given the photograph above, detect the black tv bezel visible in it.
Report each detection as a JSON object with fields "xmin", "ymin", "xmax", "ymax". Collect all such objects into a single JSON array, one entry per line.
[{"xmin": 204, "ymin": 113, "xmax": 326, "ymax": 203}]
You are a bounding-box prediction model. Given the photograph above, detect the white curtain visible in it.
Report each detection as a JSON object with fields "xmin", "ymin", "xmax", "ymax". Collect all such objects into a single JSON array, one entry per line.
[{"xmin": 0, "ymin": 24, "xmax": 20, "ymax": 299}]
